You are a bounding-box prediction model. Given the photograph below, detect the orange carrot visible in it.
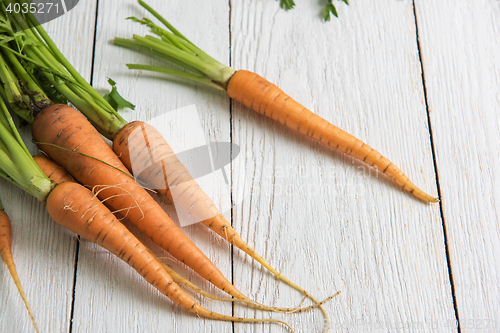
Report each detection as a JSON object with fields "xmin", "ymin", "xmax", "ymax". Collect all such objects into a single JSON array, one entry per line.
[
  {"xmin": 115, "ymin": 1, "xmax": 438, "ymax": 203},
  {"xmin": 226, "ymin": 70, "xmax": 438, "ymax": 202},
  {"xmin": 35, "ymin": 153, "xmax": 337, "ymax": 315},
  {"xmin": 0, "ymin": 200, "xmax": 39, "ymax": 333},
  {"xmin": 44, "ymin": 181, "xmax": 293, "ymax": 330},
  {"xmin": 31, "ymin": 103, "xmax": 289, "ymax": 312}
]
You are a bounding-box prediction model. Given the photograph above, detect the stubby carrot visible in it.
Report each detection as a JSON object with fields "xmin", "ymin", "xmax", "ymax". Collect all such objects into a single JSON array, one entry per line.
[
  {"xmin": 114, "ymin": 0, "xmax": 438, "ymax": 203},
  {"xmin": 0, "ymin": 199, "xmax": 39, "ymax": 333}
]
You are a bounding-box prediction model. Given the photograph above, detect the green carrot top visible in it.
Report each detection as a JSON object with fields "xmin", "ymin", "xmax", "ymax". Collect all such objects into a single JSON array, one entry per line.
[{"xmin": 0, "ymin": 0, "xmax": 133, "ymax": 139}]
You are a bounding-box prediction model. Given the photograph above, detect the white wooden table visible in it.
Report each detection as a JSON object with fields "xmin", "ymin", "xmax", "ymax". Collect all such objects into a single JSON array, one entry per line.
[{"xmin": 1, "ymin": 1, "xmax": 499, "ymax": 332}]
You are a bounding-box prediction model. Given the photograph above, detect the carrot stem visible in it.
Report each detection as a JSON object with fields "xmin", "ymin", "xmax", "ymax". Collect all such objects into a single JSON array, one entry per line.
[
  {"xmin": 0, "ymin": 101, "xmax": 54, "ymax": 201},
  {"xmin": 137, "ymin": 0, "xmax": 191, "ymax": 42},
  {"xmin": 125, "ymin": 64, "xmax": 224, "ymax": 90}
]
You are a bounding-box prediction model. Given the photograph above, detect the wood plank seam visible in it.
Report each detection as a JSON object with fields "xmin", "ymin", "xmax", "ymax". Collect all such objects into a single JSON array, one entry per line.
[{"xmin": 412, "ymin": 1, "xmax": 460, "ymax": 332}]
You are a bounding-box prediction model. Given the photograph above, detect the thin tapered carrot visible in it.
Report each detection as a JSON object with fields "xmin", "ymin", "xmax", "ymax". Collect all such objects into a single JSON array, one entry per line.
[
  {"xmin": 0, "ymin": 199, "xmax": 39, "ymax": 333},
  {"xmin": 45, "ymin": 181, "xmax": 293, "ymax": 331},
  {"xmin": 226, "ymin": 70, "xmax": 438, "ymax": 202},
  {"xmin": 31, "ymin": 103, "xmax": 297, "ymax": 313},
  {"xmin": 115, "ymin": 1, "xmax": 438, "ymax": 203}
]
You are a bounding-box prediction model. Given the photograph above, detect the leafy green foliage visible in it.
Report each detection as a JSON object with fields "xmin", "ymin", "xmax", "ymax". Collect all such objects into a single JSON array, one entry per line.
[
  {"xmin": 324, "ymin": 0, "xmax": 349, "ymax": 21},
  {"xmin": 278, "ymin": 0, "xmax": 295, "ymax": 10},
  {"xmin": 323, "ymin": 2, "xmax": 338, "ymax": 21},
  {"xmin": 103, "ymin": 78, "xmax": 135, "ymax": 111},
  {"xmin": 275, "ymin": 0, "xmax": 349, "ymax": 21}
]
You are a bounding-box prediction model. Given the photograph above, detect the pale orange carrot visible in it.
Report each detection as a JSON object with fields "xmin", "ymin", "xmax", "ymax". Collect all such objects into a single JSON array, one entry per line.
[
  {"xmin": 0, "ymin": 200, "xmax": 39, "ymax": 333},
  {"xmin": 113, "ymin": 121, "xmax": 333, "ymax": 318}
]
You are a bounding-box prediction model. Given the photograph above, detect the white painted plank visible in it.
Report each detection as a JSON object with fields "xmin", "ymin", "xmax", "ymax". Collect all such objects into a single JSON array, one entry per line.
[
  {"xmin": 0, "ymin": 1, "xmax": 98, "ymax": 332},
  {"xmin": 231, "ymin": 0, "xmax": 454, "ymax": 332},
  {"xmin": 414, "ymin": 0, "xmax": 500, "ymax": 328},
  {"xmin": 70, "ymin": 1, "xmax": 234, "ymax": 332}
]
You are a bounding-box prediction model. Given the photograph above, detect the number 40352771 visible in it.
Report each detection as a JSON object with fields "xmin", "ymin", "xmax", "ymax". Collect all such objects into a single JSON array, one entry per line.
[{"xmin": 6, "ymin": 2, "xmax": 60, "ymax": 14}]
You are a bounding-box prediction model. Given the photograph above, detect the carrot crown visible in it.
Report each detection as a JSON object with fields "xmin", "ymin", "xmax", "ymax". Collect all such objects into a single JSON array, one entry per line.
[
  {"xmin": 0, "ymin": 0, "xmax": 130, "ymax": 139},
  {"xmin": 114, "ymin": 0, "xmax": 236, "ymax": 90},
  {"xmin": 0, "ymin": 97, "xmax": 54, "ymax": 201}
]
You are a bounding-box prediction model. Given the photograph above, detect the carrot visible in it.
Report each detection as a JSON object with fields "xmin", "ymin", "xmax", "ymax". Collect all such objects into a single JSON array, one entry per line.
[
  {"xmin": 45, "ymin": 181, "xmax": 293, "ymax": 331},
  {"xmin": 114, "ymin": 0, "xmax": 438, "ymax": 203},
  {"xmin": 35, "ymin": 153, "xmax": 338, "ymax": 315},
  {"xmin": 226, "ymin": 70, "xmax": 437, "ymax": 202},
  {"xmin": 114, "ymin": 121, "xmax": 332, "ymax": 313},
  {"xmin": 0, "ymin": 199, "xmax": 39, "ymax": 333}
]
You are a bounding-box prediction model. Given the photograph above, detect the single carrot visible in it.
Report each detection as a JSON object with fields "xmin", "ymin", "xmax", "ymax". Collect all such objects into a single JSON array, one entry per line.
[
  {"xmin": 0, "ymin": 199, "xmax": 39, "ymax": 333},
  {"xmin": 114, "ymin": 0, "xmax": 438, "ymax": 203},
  {"xmin": 45, "ymin": 181, "xmax": 293, "ymax": 331}
]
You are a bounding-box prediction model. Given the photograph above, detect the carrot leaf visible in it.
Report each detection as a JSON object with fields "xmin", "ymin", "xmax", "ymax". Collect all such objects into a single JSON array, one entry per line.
[
  {"xmin": 278, "ymin": 0, "xmax": 295, "ymax": 10},
  {"xmin": 103, "ymin": 78, "xmax": 135, "ymax": 111},
  {"xmin": 324, "ymin": 2, "xmax": 339, "ymax": 21}
]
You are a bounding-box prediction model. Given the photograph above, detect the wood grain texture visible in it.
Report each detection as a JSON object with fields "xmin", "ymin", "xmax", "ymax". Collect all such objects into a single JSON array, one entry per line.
[
  {"xmin": 414, "ymin": 0, "xmax": 500, "ymax": 328},
  {"xmin": 230, "ymin": 0, "xmax": 452, "ymax": 332},
  {"xmin": 0, "ymin": 1, "xmax": 98, "ymax": 332}
]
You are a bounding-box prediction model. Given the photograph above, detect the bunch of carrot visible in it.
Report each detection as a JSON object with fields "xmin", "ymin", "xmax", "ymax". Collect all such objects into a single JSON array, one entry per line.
[{"xmin": 0, "ymin": 0, "xmax": 338, "ymax": 331}]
